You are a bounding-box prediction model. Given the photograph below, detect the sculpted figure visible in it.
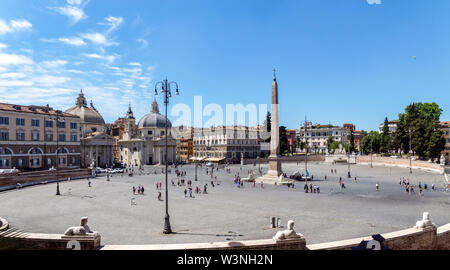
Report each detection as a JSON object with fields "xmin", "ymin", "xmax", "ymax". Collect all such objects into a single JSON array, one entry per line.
[
  {"xmin": 273, "ymin": 220, "xmax": 301, "ymax": 241},
  {"xmin": 64, "ymin": 217, "xmax": 97, "ymax": 236},
  {"xmin": 415, "ymin": 212, "xmax": 435, "ymax": 229}
]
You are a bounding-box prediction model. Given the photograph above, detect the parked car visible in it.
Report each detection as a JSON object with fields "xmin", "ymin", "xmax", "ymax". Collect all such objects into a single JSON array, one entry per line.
[{"xmin": 206, "ymin": 162, "xmax": 214, "ymax": 167}]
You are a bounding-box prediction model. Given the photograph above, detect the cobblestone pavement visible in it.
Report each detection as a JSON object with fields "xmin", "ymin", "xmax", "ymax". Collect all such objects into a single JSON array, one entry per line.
[{"xmin": 0, "ymin": 162, "xmax": 449, "ymax": 245}]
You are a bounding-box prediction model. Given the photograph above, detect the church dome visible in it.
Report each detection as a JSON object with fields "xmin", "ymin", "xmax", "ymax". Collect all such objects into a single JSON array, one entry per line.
[
  {"xmin": 65, "ymin": 90, "xmax": 105, "ymax": 125},
  {"xmin": 138, "ymin": 99, "xmax": 171, "ymax": 129}
]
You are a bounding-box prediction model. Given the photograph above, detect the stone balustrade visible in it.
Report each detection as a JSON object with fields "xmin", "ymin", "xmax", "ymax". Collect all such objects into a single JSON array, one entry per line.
[{"xmin": 0, "ymin": 214, "xmax": 449, "ymax": 250}]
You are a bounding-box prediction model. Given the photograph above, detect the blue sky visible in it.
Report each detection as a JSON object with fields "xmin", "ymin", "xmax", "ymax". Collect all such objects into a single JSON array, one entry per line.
[{"xmin": 0, "ymin": 0, "xmax": 449, "ymax": 131}]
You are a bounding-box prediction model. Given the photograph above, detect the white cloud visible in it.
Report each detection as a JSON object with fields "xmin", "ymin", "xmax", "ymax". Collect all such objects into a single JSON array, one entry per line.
[
  {"xmin": 59, "ymin": 37, "xmax": 86, "ymax": 46},
  {"xmin": 0, "ymin": 53, "xmax": 34, "ymax": 66},
  {"xmin": 50, "ymin": 0, "xmax": 90, "ymax": 25},
  {"xmin": 128, "ymin": 62, "xmax": 141, "ymax": 67},
  {"xmin": 53, "ymin": 6, "xmax": 86, "ymax": 24},
  {"xmin": 0, "ymin": 18, "xmax": 32, "ymax": 35},
  {"xmin": 0, "ymin": 43, "xmax": 7, "ymax": 50},
  {"xmin": 67, "ymin": 0, "xmax": 83, "ymax": 5},
  {"xmin": 136, "ymin": 38, "xmax": 149, "ymax": 48},
  {"xmin": 40, "ymin": 60, "xmax": 68, "ymax": 68},
  {"xmin": 0, "ymin": 79, "xmax": 33, "ymax": 87},
  {"xmin": 100, "ymin": 16, "xmax": 124, "ymax": 33},
  {"xmin": 81, "ymin": 32, "xmax": 118, "ymax": 46},
  {"xmin": 367, "ymin": 0, "xmax": 382, "ymax": 5},
  {"xmin": 0, "ymin": 72, "xmax": 27, "ymax": 79},
  {"xmin": 83, "ymin": 53, "xmax": 117, "ymax": 63},
  {"xmin": 10, "ymin": 19, "xmax": 32, "ymax": 30},
  {"xmin": 33, "ymin": 75, "xmax": 70, "ymax": 87}
]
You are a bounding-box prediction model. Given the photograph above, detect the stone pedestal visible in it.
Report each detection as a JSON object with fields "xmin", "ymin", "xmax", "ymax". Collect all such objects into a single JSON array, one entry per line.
[{"xmin": 256, "ymin": 156, "xmax": 283, "ymax": 184}]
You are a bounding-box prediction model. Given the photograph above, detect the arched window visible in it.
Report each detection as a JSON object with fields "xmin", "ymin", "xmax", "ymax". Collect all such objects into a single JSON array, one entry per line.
[
  {"xmin": 57, "ymin": 147, "xmax": 69, "ymax": 154},
  {"xmin": 28, "ymin": 147, "xmax": 43, "ymax": 155},
  {"xmin": 0, "ymin": 148, "xmax": 13, "ymax": 155}
]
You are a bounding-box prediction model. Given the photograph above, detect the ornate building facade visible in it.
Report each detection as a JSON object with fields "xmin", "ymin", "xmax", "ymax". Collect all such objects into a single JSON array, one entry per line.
[
  {"xmin": 65, "ymin": 90, "xmax": 113, "ymax": 168},
  {"xmin": 118, "ymin": 100, "xmax": 176, "ymax": 166},
  {"xmin": 192, "ymin": 125, "xmax": 262, "ymax": 163},
  {"xmin": 0, "ymin": 103, "xmax": 81, "ymax": 170}
]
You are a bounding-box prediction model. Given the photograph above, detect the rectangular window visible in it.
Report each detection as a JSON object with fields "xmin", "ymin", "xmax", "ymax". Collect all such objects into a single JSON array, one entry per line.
[
  {"xmin": 45, "ymin": 133, "xmax": 54, "ymax": 141},
  {"xmin": 70, "ymin": 122, "xmax": 77, "ymax": 129},
  {"xmin": 0, "ymin": 131, "xmax": 9, "ymax": 141},
  {"xmin": 59, "ymin": 157, "xmax": 66, "ymax": 165},
  {"xmin": 16, "ymin": 118, "xmax": 25, "ymax": 126},
  {"xmin": 31, "ymin": 131, "xmax": 40, "ymax": 141},
  {"xmin": 31, "ymin": 119, "xmax": 40, "ymax": 127},
  {"xmin": 70, "ymin": 134, "xmax": 77, "ymax": 142},
  {"xmin": 31, "ymin": 158, "xmax": 40, "ymax": 166},
  {"xmin": 0, "ymin": 117, "xmax": 9, "ymax": 125},
  {"xmin": 45, "ymin": 120, "xmax": 53, "ymax": 128},
  {"xmin": 58, "ymin": 121, "xmax": 66, "ymax": 129},
  {"xmin": 16, "ymin": 131, "xmax": 25, "ymax": 141},
  {"xmin": 59, "ymin": 134, "xmax": 66, "ymax": 142},
  {"xmin": 0, "ymin": 159, "xmax": 10, "ymax": 168},
  {"xmin": 16, "ymin": 159, "xmax": 25, "ymax": 168}
]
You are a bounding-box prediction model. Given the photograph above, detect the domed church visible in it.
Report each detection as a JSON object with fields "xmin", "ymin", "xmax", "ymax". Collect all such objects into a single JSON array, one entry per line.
[
  {"xmin": 65, "ymin": 90, "xmax": 113, "ymax": 168},
  {"xmin": 118, "ymin": 99, "xmax": 176, "ymax": 166}
]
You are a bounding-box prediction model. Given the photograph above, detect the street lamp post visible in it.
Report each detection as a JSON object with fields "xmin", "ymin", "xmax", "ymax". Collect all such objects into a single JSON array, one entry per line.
[
  {"xmin": 195, "ymin": 163, "xmax": 198, "ymax": 181},
  {"xmin": 155, "ymin": 78, "xmax": 179, "ymax": 235},
  {"xmin": 409, "ymin": 128, "xmax": 412, "ymax": 174},
  {"xmin": 55, "ymin": 110, "xmax": 60, "ymax": 195}
]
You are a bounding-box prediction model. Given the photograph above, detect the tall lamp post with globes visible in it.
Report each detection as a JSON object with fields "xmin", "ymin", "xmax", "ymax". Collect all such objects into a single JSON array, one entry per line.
[{"xmin": 154, "ymin": 78, "xmax": 179, "ymax": 234}]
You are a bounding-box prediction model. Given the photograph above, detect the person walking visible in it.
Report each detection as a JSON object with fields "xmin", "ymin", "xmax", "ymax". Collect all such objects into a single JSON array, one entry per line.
[
  {"xmin": 158, "ymin": 191, "xmax": 162, "ymax": 201},
  {"xmin": 184, "ymin": 188, "xmax": 187, "ymax": 197},
  {"xmin": 376, "ymin": 183, "xmax": 379, "ymax": 191},
  {"xmin": 141, "ymin": 186, "xmax": 144, "ymax": 195},
  {"xmin": 133, "ymin": 186, "xmax": 136, "ymax": 195}
]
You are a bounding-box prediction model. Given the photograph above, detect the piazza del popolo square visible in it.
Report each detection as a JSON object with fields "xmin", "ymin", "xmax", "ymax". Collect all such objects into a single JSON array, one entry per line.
[{"xmin": 0, "ymin": 0, "xmax": 450, "ymax": 257}]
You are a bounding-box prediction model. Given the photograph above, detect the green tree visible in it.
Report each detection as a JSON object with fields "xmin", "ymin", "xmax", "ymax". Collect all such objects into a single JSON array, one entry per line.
[
  {"xmin": 380, "ymin": 117, "xmax": 391, "ymax": 154},
  {"xmin": 279, "ymin": 126, "xmax": 288, "ymax": 155},
  {"xmin": 393, "ymin": 102, "xmax": 445, "ymax": 161},
  {"xmin": 360, "ymin": 131, "xmax": 382, "ymax": 154},
  {"xmin": 327, "ymin": 135, "xmax": 335, "ymax": 153},
  {"xmin": 262, "ymin": 111, "xmax": 272, "ymax": 143},
  {"xmin": 350, "ymin": 129, "xmax": 355, "ymax": 153}
]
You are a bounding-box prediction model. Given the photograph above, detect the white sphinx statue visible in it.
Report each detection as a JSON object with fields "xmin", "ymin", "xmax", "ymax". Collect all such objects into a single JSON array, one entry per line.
[
  {"xmin": 273, "ymin": 220, "xmax": 302, "ymax": 241},
  {"xmin": 414, "ymin": 212, "xmax": 436, "ymax": 229},
  {"xmin": 64, "ymin": 217, "xmax": 98, "ymax": 236}
]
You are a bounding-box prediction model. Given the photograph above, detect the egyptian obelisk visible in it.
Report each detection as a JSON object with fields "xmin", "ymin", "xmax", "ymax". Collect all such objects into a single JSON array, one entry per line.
[{"xmin": 257, "ymin": 69, "xmax": 282, "ymax": 184}]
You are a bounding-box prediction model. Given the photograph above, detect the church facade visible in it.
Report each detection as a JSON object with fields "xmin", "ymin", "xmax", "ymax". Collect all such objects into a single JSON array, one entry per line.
[
  {"xmin": 65, "ymin": 90, "xmax": 113, "ymax": 168},
  {"xmin": 118, "ymin": 100, "xmax": 176, "ymax": 167}
]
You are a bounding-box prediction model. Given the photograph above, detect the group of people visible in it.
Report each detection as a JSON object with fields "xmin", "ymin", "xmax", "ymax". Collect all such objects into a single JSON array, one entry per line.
[
  {"xmin": 304, "ymin": 183, "xmax": 320, "ymax": 193},
  {"xmin": 399, "ymin": 178, "xmax": 434, "ymax": 196},
  {"xmin": 132, "ymin": 185, "xmax": 145, "ymax": 195}
]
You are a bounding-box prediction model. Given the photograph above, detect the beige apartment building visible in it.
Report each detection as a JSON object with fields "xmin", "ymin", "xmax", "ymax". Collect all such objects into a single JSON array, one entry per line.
[
  {"xmin": 0, "ymin": 103, "xmax": 82, "ymax": 170},
  {"xmin": 439, "ymin": 121, "xmax": 450, "ymax": 164}
]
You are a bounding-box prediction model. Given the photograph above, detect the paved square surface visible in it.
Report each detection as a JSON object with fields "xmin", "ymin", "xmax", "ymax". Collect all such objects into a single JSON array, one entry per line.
[{"xmin": 0, "ymin": 162, "xmax": 449, "ymax": 245}]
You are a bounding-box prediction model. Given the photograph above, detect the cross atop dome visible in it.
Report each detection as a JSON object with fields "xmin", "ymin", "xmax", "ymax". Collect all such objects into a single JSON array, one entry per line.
[
  {"xmin": 76, "ymin": 89, "xmax": 87, "ymax": 107},
  {"xmin": 126, "ymin": 104, "xmax": 135, "ymax": 119},
  {"xmin": 151, "ymin": 98, "xmax": 160, "ymax": 114}
]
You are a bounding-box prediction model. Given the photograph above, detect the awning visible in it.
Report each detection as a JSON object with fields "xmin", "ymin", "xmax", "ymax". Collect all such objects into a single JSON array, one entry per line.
[
  {"xmin": 189, "ymin": 157, "xmax": 206, "ymax": 161},
  {"xmin": 205, "ymin": 157, "xmax": 226, "ymax": 162}
]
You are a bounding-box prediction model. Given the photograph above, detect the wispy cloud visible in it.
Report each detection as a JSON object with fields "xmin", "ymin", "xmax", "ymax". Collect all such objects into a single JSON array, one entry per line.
[
  {"xmin": 49, "ymin": 0, "xmax": 90, "ymax": 25},
  {"xmin": 366, "ymin": 0, "xmax": 382, "ymax": 5},
  {"xmin": 136, "ymin": 38, "xmax": 149, "ymax": 48},
  {"xmin": 100, "ymin": 16, "xmax": 124, "ymax": 33},
  {"xmin": 0, "ymin": 53, "xmax": 33, "ymax": 66},
  {"xmin": 59, "ymin": 37, "xmax": 86, "ymax": 46},
  {"xmin": 0, "ymin": 18, "xmax": 32, "ymax": 35},
  {"xmin": 81, "ymin": 32, "xmax": 118, "ymax": 46},
  {"xmin": 83, "ymin": 53, "xmax": 117, "ymax": 63}
]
